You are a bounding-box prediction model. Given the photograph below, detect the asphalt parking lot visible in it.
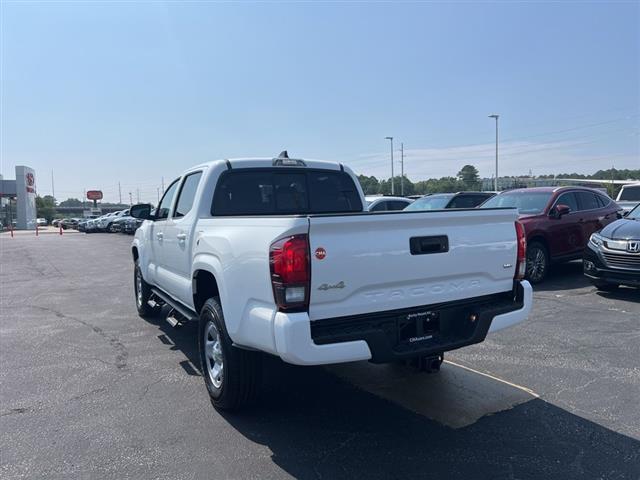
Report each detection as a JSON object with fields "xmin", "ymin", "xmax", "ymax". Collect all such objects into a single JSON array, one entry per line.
[{"xmin": 1, "ymin": 233, "xmax": 639, "ymax": 479}]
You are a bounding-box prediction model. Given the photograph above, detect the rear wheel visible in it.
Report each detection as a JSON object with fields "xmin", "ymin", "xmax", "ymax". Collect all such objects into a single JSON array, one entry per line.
[
  {"xmin": 526, "ymin": 242, "xmax": 549, "ymax": 284},
  {"xmin": 198, "ymin": 297, "xmax": 261, "ymax": 410},
  {"xmin": 134, "ymin": 261, "xmax": 161, "ymax": 317}
]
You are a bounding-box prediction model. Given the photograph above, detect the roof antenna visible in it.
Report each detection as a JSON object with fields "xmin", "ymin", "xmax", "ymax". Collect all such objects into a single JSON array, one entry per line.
[{"xmin": 278, "ymin": 150, "xmax": 289, "ymax": 159}]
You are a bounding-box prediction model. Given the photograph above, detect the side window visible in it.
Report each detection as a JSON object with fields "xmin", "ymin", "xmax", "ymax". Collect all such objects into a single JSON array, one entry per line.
[
  {"xmin": 387, "ymin": 201, "xmax": 410, "ymax": 211},
  {"xmin": 555, "ymin": 192, "xmax": 579, "ymax": 213},
  {"xmin": 577, "ymin": 191, "xmax": 600, "ymax": 211},
  {"xmin": 156, "ymin": 180, "xmax": 180, "ymax": 220},
  {"xmin": 370, "ymin": 201, "xmax": 388, "ymax": 212},
  {"xmin": 448, "ymin": 195, "xmax": 477, "ymax": 209},
  {"xmin": 596, "ymin": 194, "xmax": 610, "ymax": 207},
  {"xmin": 173, "ymin": 172, "xmax": 203, "ymax": 218}
]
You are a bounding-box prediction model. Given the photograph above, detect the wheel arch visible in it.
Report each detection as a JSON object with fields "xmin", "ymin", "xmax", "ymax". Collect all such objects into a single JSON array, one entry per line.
[{"xmin": 192, "ymin": 269, "xmax": 221, "ymax": 315}]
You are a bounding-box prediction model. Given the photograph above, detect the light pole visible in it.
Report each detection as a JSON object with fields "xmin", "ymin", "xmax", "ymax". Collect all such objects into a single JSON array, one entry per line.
[
  {"xmin": 488, "ymin": 114, "xmax": 499, "ymax": 191},
  {"xmin": 385, "ymin": 136, "xmax": 394, "ymax": 195},
  {"xmin": 400, "ymin": 142, "xmax": 404, "ymax": 196}
]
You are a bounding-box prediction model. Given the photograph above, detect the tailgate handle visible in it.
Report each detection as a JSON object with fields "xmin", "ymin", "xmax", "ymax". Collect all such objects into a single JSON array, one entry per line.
[{"xmin": 410, "ymin": 235, "xmax": 449, "ymax": 255}]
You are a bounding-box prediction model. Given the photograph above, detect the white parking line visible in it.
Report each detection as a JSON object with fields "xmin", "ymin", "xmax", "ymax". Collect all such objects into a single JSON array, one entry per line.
[{"xmin": 444, "ymin": 359, "xmax": 539, "ymax": 398}]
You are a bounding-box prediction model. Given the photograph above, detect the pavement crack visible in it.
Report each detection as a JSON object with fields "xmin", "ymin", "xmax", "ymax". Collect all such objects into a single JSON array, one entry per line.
[
  {"xmin": 0, "ymin": 407, "xmax": 31, "ymax": 417},
  {"xmin": 138, "ymin": 377, "xmax": 165, "ymax": 400},
  {"xmin": 30, "ymin": 305, "xmax": 128, "ymax": 370}
]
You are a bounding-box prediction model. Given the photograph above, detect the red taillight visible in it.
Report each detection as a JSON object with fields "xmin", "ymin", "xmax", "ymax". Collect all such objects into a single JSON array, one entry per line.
[
  {"xmin": 269, "ymin": 234, "xmax": 310, "ymax": 311},
  {"xmin": 515, "ymin": 221, "xmax": 527, "ymax": 280}
]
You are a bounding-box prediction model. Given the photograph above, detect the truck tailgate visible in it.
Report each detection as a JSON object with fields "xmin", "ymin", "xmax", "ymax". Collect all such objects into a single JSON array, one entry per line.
[{"xmin": 307, "ymin": 208, "xmax": 519, "ymax": 321}]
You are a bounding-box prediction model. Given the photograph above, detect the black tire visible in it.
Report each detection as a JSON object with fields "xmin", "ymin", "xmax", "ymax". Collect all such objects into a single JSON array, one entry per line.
[
  {"xmin": 134, "ymin": 260, "xmax": 161, "ymax": 317},
  {"xmin": 593, "ymin": 281, "xmax": 619, "ymax": 292},
  {"xmin": 526, "ymin": 241, "xmax": 549, "ymax": 284},
  {"xmin": 198, "ymin": 297, "xmax": 261, "ymax": 411}
]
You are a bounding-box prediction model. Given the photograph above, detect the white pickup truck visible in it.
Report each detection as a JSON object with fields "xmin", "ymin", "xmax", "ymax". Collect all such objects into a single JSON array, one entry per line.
[{"xmin": 130, "ymin": 153, "xmax": 532, "ymax": 410}]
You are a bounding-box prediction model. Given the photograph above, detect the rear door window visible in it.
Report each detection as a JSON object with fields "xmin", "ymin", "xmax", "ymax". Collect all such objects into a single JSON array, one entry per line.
[
  {"xmin": 212, "ymin": 169, "xmax": 362, "ymax": 216},
  {"xmin": 576, "ymin": 191, "xmax": 600, "ymax": 211},
  {"xmin": 555, "ymin": 192, "xmax": 579, "ymax": 213},
  {"xmin": 173, "ymin": 171, "xmax": 203, "ymax": 218}
]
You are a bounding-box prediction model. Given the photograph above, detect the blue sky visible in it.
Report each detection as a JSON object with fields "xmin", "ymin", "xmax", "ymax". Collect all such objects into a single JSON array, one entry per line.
[{"xmin": 1, "ymin": 1, "xmax": 639, "ymax": 203}]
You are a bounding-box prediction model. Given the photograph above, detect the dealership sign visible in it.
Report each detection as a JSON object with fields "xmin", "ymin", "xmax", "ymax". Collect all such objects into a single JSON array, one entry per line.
[
  {"xmin": 25, "ymin": 172, "xmax": 35, "ymax": 193},
  {"xmin": 87, "ymin": 190, "xmax": 103, "ymax": 201}
]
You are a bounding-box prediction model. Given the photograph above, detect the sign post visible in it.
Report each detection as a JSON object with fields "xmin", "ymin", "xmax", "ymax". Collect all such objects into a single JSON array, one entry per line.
[{"xmin": 86, "ymin": 190, "xmax": 103, "ymax": 208}]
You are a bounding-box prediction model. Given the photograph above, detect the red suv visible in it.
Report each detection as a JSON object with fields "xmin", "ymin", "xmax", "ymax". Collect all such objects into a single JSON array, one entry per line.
[{"xmin": 481, "ymin": 187, "xmax": 621, "ymax": 283}]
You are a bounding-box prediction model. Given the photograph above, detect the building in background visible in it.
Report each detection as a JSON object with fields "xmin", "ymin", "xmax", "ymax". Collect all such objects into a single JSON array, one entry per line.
[{"xmin": 0, "ymin": 166, "xmax": 37, "ymax": 230}]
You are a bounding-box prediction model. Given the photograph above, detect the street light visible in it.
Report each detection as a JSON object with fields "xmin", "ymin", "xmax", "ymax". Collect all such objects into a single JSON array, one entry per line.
[
  {"xmin": 488, "ymin": 114, "xmax": 499, "ymax": 191},
  {"xmin": 400, "ymin": 142, "xmax": 404, "ymax": 196},
  {"xmin": 385, "ymin": 136, "xmax": 394, "ymax": 195}
]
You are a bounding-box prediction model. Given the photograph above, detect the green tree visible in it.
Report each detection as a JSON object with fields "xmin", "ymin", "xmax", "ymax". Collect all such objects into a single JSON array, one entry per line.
[
  {"xmin": 36, "ymin": 195, "xmax": 56, "ymax": 222},
  {"xmin": 457, "ymin": 165, "xmax": 480, "ymax": 190},
  {"xmin": 357, "ymin": 175, "xmax": 380, "ymax": 195},
  {"xmin": 59, "ymin": 198, "xmax": 83, "ymax": 207}
]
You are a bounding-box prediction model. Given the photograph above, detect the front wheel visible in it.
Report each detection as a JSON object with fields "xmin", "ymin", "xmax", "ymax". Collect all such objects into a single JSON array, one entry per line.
[
  {"xmin": 526, "ymin": 242, "xmax": 549, "ymax": 284},
  {"xmin": 198, "ymin": 297, "xmax": 261, "ymax": 410}
]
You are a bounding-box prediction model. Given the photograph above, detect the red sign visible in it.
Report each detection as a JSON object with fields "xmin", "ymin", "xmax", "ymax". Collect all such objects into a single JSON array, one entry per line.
[
  {"xmin": 314, "ymin": 247, "xmax": 326, "ymax": 260},
  {"xmin": 87, "ymin": 190, "xmax": 103, "ymax": 200},
  {"xmin": 25, "ymin": 172, "xmax": 35, "ymax": 193}
]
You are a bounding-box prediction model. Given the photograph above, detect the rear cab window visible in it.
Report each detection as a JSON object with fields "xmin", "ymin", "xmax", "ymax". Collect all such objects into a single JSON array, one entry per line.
[
  {"xmin": 173, "ymin": 171, "xmax": 203, "ymax": 218},
  {"xmin": 212, "ymin": 169, "xmax": 363, "ymax": 216}
]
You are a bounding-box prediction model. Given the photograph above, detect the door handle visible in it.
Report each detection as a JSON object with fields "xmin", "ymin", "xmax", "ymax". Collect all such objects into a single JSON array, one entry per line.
[{"xmin": 177, "ymin": 233, "xmax": 187, "ymax": 241}]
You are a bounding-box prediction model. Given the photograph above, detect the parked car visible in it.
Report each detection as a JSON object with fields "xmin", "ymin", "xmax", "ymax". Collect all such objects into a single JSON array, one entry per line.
[
  {"xmin": 98, "ymin": 210, "xmax": 130, "ymax": 232},
  {"xmin": 84, "ymin": 218, "xmax": 98, "ymax": 233},
  {"xmin": 60, "ymin": 218, "xmax": 80, "ymax": 230},
  {"xmin": 365, "ymin": 195, "xmax": 413, "ymax": 211},
  {"xmin": 130, "ymin": 154, "xmax": 532, "ymax": 410},
  {"xmin": 404, "ymin": 192, "xmax": 496, "ymax": 211},
  {"xmin": 583, "ymin": 203, "xmax": 640, "ymax": 290},
  {"xmin": 481, "ymin": 187, "xmax": 621, "ymax": 283},
  {"xmin": 36, "ymin": 218, "xmax": 48, "ymax": 226},
  {"xmin": 110, "ymin": 214, "xmax": 131, "ymax": 233},
  {"xmin": 615, "ymin": 182, "xmax": 640, "ymax": 213}
]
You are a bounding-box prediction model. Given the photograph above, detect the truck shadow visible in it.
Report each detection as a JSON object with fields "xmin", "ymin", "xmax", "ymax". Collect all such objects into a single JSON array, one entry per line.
[
  {"xmin": 221, "ymin": 358, "xmax": 640, "ymax": 480},
  {"xmin": 139, "ymin": 313, "xmax": 639, "ymax": 480}
]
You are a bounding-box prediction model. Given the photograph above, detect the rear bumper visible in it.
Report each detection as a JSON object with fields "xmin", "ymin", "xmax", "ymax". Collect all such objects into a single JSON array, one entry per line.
[{"xmin": 273, "ymin": 281, "xmax": 532, "ymax": 366}]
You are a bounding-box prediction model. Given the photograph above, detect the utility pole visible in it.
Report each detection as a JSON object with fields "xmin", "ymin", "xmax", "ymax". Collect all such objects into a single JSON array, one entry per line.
[
  {"xmin": 51, "ymin": 170, "xmax": 55, "ymax": 200},
  {"xmin": 489, "ymin": 114, "xmax": 499, "ymax": 191},
  {"xmin": 385, "ymin": 137, "xmax": 394, "ymax": 195},
  {"xmin": 129, "ymin": 192, "xmax": 133, "ymax": 206},
  {"xmin": 118, "ymin": 182, "xmax": 122, "ymax": 204},
  {"xmin": 400, "ymin": 142, "xmax": 404, "ymax": 196},
  {"xmin": 157, "ymin": 187, "xmax": 160, "ymax": 204}
]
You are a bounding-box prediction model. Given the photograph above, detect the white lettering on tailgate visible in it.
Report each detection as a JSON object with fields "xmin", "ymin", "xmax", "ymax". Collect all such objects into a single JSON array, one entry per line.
[{"xmin": 363, "ymin": 280, "xmax": 481, "ymax": 303}]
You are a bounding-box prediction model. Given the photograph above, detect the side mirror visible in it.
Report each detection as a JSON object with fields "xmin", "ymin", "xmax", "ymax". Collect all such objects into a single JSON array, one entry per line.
[
  {"xmin": 551, "ymin": 204, "xmax": 571, "ymax": 219},
  {"xmin": 130, "ymin": 203, "xmax": 153, "ymax": 220}
]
